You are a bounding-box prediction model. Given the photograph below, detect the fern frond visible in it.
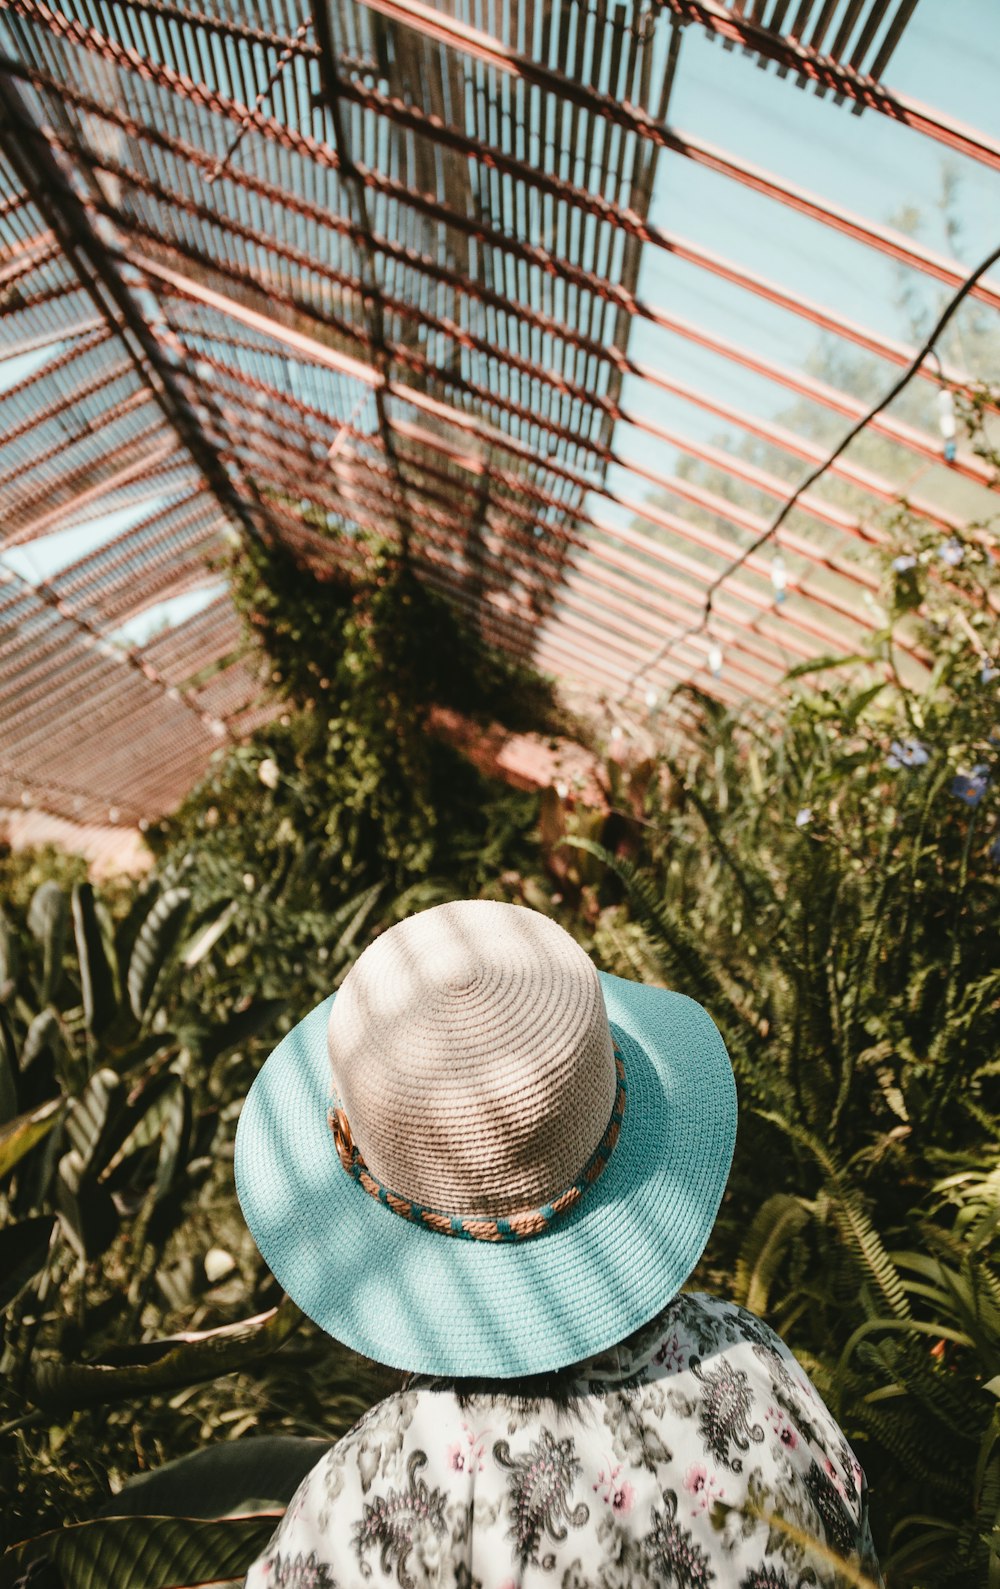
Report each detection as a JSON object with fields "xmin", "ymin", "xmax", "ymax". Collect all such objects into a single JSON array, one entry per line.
[
  {"xmin": 756, "ymin": 1111, "xmax": 911, "ymax": 1321},
  {"xmin": 734, "ymin": 1193, "xmax": 810, "ymax": 1316}
]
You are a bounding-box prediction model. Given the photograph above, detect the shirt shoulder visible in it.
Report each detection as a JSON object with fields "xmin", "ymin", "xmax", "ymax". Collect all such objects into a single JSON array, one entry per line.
[{"xmin": 243, "ymin": 1303, "xmax": 880, "ymax": 1588}]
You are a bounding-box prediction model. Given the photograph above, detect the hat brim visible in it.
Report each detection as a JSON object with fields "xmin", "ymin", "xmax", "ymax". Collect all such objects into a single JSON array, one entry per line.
[{"xmin": 234, "ymin": 972, "xmax": 736, "ymax": 1378}]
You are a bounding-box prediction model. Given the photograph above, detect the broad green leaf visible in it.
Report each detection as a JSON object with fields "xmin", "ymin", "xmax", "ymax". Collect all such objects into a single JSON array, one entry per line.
[
  {"xmin": 193, "ymin": 998, "xmax": 287, "ymax": 1065},
  {"xmin": 64, "ymin": 1068, "xmax": 123, "ymax": 1172},
  {"xmin": 0, "ymin": 1096, "xmax": 61, "ymax": 1181},
  {"xmin": 127, "ymin": 888, "xmax": 191, "ymax": 1022},
  {"xmin": 113, "ymin": 875, "xmax": 160, "ymax": 985},
  {"xmin": 734, "ymin": 1193, "xmax": 809, "ymax": 1316},
  {"xmin": 21, "ymin": 1007, "xmax": 69, "ymax": 1084},
  {"xmin": 27, "ymin": 881, "xmax": 69, "ymax": 1007},
  {"xmin": 0, "ymin": 905, "xmax": 14, "ymax": 998},
  {"xmin": 1, "ymin": 1512, "xmax": 279, "ymax": 1589},
  {"xmin": 100, "ymin": 1064, "xmax": 185, "ymax": 1183},
  {"xmin": 27, "ymin": 1298, "xmax": 303, "ymax": 1412},
  {"xmin": 72, "ymin": 882, "xmax": 118, "ymax": 1038},
  {"xmin": 181, "ymin": 898, "xmax": 238, "ymax": 968},
  {"xmin": 0, "ymin": 1214, "xmax": 56, "ymax": 1314},
  {"xmin": 55, "ymin": 1148, "xmax": 120, "ymax": 1262},
  {"xmin": 95, "ymin": 1436, "xmax": 329, "ymax": 1519},
  {"xmin": 0, "ymin": 1006, "xmax": 16, "ymax": 1123},
  {"xmin": 153, "ymin": 1080, "xmax": 192, "ymax": 1203}
]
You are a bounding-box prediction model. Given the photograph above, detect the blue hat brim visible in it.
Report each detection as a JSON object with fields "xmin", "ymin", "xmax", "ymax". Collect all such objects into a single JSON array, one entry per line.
[{"xmin": 234, "ymin": 971, "xmax": 736, "ymax": 1378}]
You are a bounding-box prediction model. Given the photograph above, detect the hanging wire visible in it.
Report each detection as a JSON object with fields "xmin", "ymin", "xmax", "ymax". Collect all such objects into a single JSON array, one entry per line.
[{"xmin": 620, "ymin": 237, "xmax": 1000, "ymax": 702}]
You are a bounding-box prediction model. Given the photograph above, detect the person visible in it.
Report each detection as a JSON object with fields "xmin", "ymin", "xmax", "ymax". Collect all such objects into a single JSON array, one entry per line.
[{"xmin": 236, "ymin": 899, "xmax": 880, "ymax": 1588}]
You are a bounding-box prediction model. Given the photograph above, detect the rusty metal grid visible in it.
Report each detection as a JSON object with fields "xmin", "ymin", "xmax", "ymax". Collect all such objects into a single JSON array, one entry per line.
[{"xmin": 0, "ymin": 0, "xmax": 997, "ymax": 831}]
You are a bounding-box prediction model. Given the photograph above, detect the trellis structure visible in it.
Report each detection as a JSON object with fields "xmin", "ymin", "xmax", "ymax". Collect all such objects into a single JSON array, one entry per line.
[{"xmin": 0, "ymin": 0, "xmax": 998, "ymax": 829}]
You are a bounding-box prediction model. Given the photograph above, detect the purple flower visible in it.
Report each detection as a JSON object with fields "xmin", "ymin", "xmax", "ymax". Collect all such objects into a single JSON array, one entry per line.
[
  {"xmin": 989, "ymin": 836, "xmax": 1000, "ymax": 867},
  {"xmin": 951, "ymin": 764, "xmax": 990, "ymax": 807},
  {"xmin": 795, "ymin": 807, "xmax": 813, "ymax": 828},
  {"xmin": 981, "ymin": 661, "xmax": 999, "ymax": 685},
  {"xmin": 938, "ymin": 538, "xmax": 964, "ymax": 567},
  {"xmin": 887, "ymin": 738, "xmax": 929, "ymax": 769},
  {"xmin": 891, "ymin": 554, "xmax": 917, "ymax": 573}
]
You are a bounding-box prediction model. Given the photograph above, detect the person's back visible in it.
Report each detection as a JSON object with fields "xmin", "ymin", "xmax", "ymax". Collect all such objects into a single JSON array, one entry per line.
[
  {"xmin": 235, "ymin": 901, "xmax": 880, "ymax": 1588},
  {"xmin": 245, "ymin": 1294, "xmax": 879, "ymax": 1587}
]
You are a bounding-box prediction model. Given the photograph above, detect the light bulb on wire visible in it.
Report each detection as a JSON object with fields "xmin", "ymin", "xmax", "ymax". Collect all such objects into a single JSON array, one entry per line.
[
  {"xmin": 937, "ymin": 387, "xmax": 957, "ymax": 464},
  {"xmin": 708, "ymin": 643, "xmax": 723, "ymax": 679},
  {"xmin": 771, "ymin": 555, "xmax": 788, "ymax": 604}
]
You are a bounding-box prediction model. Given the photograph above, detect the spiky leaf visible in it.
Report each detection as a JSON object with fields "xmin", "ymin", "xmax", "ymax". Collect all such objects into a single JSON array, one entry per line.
[
  {"xmin": 0, "ymin": 905, "xmax": 15, "ymax": 999},
  {"xmin": 127, "ymin": 888, "xmax": 190, "ymax": 1022},
  {"xmin": 27, "ymin": 881, "xmax": 69, "ymax": 1007},
  {"xmin": 0, "ymin": 1006, "xmax": 17, "ymax": 1123},
  {"xmin": 0, "ymin": 1214, "xmax": 56, "ymax": 1314},
  {"xmin": 0, "ymin": 1097, "xmax": 61, "ymax": 1181},
  {"xmin": 95, "ymin": 1436, "xmax": 329, "ymax": 1518},
  {"xmin": 1, "ymin": 1512, "xmax": 279, "ymax": 1589},
  {"xmin": 55, "ymin": 1148, "xmax": 119, "ymax": 1261},
  {"xmin": 71, "ymin": 882, "xmax": 118, "ymax": 1038},
  {"xmin": 64, "ymin": 1068, "xmax": 123, "ymax": 1173},
  {"xmin": 735, "ymin": 1193, "xmax": 809, "ymax": 1316}
]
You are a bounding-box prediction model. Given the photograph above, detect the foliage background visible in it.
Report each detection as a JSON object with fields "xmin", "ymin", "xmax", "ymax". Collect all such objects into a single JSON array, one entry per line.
[{"xmin": 1, "ymin": 388, "xmax": 998, "ymax": 1586}]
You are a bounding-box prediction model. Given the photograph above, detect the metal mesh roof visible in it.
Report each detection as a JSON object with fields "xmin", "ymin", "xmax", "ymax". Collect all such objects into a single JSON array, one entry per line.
[{"xmin": 0, "ymin": 0, "xmax": 998, "ymax": 828}]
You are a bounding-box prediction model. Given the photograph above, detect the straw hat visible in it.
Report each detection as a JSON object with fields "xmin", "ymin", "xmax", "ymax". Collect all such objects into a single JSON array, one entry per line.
[{"xmin": 235, "ymin": 899, "xmax": 736, "ymax": 1378}]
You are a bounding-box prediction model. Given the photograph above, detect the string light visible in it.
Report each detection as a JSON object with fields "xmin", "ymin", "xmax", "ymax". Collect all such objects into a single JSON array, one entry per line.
[
  {"xmin": 771, "ymin": 554, "xmax": 787, "ymax": 603},
  {"xmin": 936, "ymin": 387, "xmax": 957, "ymax": 463},
  {"xmin": 708, "ymin": 643, "xmax": 723, "ymax": 678},
  {"xmin": 644, "ymin": 686, "xmax": 660, "ymax": 708}
]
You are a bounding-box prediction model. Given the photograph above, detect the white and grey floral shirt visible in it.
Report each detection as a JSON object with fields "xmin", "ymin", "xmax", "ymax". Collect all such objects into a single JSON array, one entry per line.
[{"xmin": 243, "ymin": 1293, "xmax": 881, "ymax": 1588}]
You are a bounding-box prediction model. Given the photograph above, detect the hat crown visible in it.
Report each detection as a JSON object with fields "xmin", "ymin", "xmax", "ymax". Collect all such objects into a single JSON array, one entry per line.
[{"xmin": 328, "ymin": 900, "xmax": 617, "ymax": 1217}]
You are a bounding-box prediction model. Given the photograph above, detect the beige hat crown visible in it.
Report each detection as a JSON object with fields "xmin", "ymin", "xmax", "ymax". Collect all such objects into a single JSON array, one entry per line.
[{"xmin": 327, "ymin": 899, "xmax": 617, "ymax": 1219}]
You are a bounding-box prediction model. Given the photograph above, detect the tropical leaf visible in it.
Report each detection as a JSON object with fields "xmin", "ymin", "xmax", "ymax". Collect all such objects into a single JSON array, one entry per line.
[
  {"xmin": 20, "ymin": 1007, "xmax": 69, "ymax": 1088},
  {"xmin": 0, "ymin": 1214, "xmax": 55, "ymax": 1314},
  {"xmin": 26, "ymin": 1297, "xmax": 304, "ymax": 1412},
  {"xmin": 181, "ymin": 898, "xmax": 238, "ymax": 968},
  {"xmin": 94, "ymin": 1436, "xmax": 330, "ymax": 1518},
  {"xmin": 190, "ymin": 998, "xmax": 287, "ymax": 1066},
  {"xmin": 757, "ymin": 1112, "xmax": 912, "ymax": 1321},
  {"xmin": 1, "ymin": 1512, "xmax": 279, "ymax": 1589},
  {"xmin": 71, "ymin": 882, "xmax": 118, "ymax": 1038},
  {"xmin": 127, "ymin": 888, "xmax": 191, "ymax": 1022},
  {"xmin": 0, "ymin": 905, "xmax": 15, "ymax": 999},
  {"xmin": 152, "ymin": 1079, "xmax": 192, "ymax": 1203},
  {"xmin": 734, "ymin": 1193, "xmax": 809, "ymax": 1316},
  {"xmin": 64, "ymin": 1068, "xmax": 124, "ymax": 1172},
  {"xmin": 27, "ymin": 881, "xmax": 69, "ymax": 1008},
  {"xmin": 0, "ymin": 1006, "xmax": 17, "ymax": 1123},
  {"xmin": 0, "ymin": 1096, "xmax": 62, "ymax": 1181},
  {"xmin": 113, "ymin": 875, "xmax": 160, "ymax": 985},
  {"xmin": 55, "ymin": 1148, "xmax": 120, "ymax": 1262}
]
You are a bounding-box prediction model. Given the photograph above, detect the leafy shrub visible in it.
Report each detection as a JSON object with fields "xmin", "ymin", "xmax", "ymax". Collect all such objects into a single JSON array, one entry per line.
[{"xmin": 581, "ymin": 405, "xmax": 1000, "ymax": 1584}]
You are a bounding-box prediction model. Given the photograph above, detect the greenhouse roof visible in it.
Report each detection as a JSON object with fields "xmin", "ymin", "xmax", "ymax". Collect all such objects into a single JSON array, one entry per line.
[{"xmin": 0, "ymin": 0, "xmax": 998, "ymax": 828}]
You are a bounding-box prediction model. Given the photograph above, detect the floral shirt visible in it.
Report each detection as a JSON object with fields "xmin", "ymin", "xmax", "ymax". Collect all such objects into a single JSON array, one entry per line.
[{"xmin": 243, "ymin": 1293, "xmax": 881, "ymax": 1588}]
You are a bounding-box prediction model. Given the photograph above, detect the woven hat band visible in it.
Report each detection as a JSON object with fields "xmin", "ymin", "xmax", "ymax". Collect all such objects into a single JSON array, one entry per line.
[
  {"xmin": 327, "ymin": 900, "xmax": 619, "ymax": 1215},
  {"xmin": 328, "ymin": 1050, "xmax": 626, "ymax": 1242}
]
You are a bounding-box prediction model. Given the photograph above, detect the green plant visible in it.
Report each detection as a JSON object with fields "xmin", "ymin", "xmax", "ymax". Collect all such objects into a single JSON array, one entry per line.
[{"xmin": 575, "ymin": 397, "xmax": 1000, "ymax": 1585}]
